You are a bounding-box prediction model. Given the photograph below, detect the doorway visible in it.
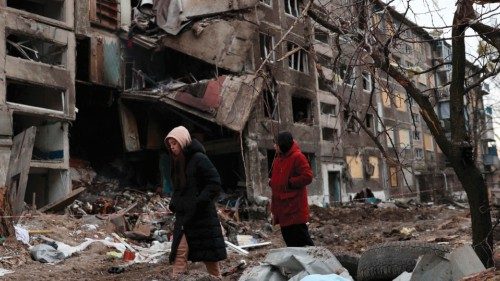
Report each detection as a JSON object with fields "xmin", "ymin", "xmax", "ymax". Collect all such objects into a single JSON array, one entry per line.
[{"xmin": 328, "ymin": 171, "xmax": 341, "ymax": 203}]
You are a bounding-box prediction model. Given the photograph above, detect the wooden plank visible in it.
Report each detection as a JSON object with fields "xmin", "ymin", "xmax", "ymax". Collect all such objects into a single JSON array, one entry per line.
[
  {"xmin": 38, "ymin": 187, "xmax": 85, "ymax": 212},
  {"xmin": 6, "ymin": 126, "xmax": 37, "ymax": 216},
  {"xmin": 118, "ymin": 101, "xmax": 141, "ymax": 152}
]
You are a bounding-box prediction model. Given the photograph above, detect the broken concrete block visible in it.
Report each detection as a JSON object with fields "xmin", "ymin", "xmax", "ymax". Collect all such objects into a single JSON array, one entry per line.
[
  {"xmin": 447, "ymin": 246, "xmax": 485, "ymax": 280},
  {"xmin": 410, "ymin": 245, "xmax": 486, "ymax": 281},
  {"xmin": 161, "ymin": 19, "xmax": 257, "ymax": 72}
]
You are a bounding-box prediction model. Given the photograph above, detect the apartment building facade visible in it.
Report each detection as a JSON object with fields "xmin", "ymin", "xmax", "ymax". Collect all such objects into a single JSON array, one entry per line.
[
  {"xmin": 0, "ymin": 0, "xmax": 76, "ymax": 214},
  {"xmin": 0, "ymin": 0, "xmax": 497, "ymax": 212}
]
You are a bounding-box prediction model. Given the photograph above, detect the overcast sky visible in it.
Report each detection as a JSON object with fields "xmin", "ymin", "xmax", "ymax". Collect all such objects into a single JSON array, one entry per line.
[{"xmin": 392, "ymin": 0, "xmax": 500, "ymax": 146}]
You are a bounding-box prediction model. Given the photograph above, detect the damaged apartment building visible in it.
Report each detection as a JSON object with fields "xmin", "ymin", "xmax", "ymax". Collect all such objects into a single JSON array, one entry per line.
[
  {"xmin": 0, "ymin": 0, "xmax": 497, "ymax": 212},
  {"xmin": 0, "ymin": 0, "xmax": 325, "ymax": 209}
]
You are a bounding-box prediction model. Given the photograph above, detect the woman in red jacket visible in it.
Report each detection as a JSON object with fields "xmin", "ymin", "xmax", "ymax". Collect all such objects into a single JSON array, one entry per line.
[{"xmin": 269, "ymin": 131, "xmax": 314, "ymax": 247}]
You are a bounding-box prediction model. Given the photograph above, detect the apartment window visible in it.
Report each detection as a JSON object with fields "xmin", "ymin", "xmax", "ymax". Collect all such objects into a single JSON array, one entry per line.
[
  {"xmin": 403, "ymin": 44, "xmax": 412, "ymax": 54},
  {"xmin": 413, "ymin": 130, "xmax": 421, "ymax": 141},
  {"xmin": 7, "ymin": 0, "xmax": 66, "ymax": 22},
  {"xmin": 322, "ymin": 127, "xmax": 338, "ymax": 142},
  {"xmin": 362, "ymin": 71, "xmax": 372, "ymax": 92},
  {"xmin": 317, "ymin": 54, "xmax": 332, "ymax": 69},
  {"xmin": 318, "ymin": 77, "xmax": 330, "ymax": 91},
  {"xmin": 260, "ymin": 0, "xmax": 272, "ymax": 6},
  {"xmin": 320, "ymin": 102, "xmax": 336, "ymax": 116},
  {"xmin": 415, "ymin": 148, "xmax": 424, "ymax": 160},
  {"xmin": 315, "ymin": 30, "xmax": 329, "ymax": 44},
  {"xmin": 284, "ymin": 0, "xmax": 301, "ymax": 17},
  {"xmin": 439, "ymin": 101, "xmax": 450, "ymax": 119},
  {"xmin": 292, "ymin": 96, "xmax": 312, "ymax": 124},
  {"xmin": 259, "ymin": 33, "xmax": 275, "ymax": 62},
  {"xmin": 344, "ymin": 110, "xmax": 356, "ymax": 132},
  {"xmin": 412, "ymin": 113, "xmax": 420, "ymax": 123},
  {"xmin": 339, "ymin": 64, "xmax": 355, "ymax": 85},
  {"xmin": 365, "ymin": 113, "xmax": 373, "ymax": 129},
  {"xmin": 386, "ymin": 128, "xmax": 395, "ymax": 147},
  {"xmin": 287, "ymin": 43, "xmax": 309, "ymax": 73},
  {"xmin": 262, "ymin": 87, "xmax": 278, "ymax": 120},
  {"xmin": 389, "ymin": 167, "xmax": 398, "ymax": 187}
]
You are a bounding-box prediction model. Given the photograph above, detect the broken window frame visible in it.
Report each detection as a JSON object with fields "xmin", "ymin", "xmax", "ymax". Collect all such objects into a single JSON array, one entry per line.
[
  {"xmin": 320, "ymin": 102, "xmax": 337, "ymax": 116},
  {"xmin": 287, "ymin": 43, "xmax": 309, "ymax": 74},
  {"xmin": 6, "ymin": 79, "xmax": 67, "ymax": 115},
  {"xmin": 314, "ymin": 29, "xmax": 329, "ymax": 44},
  {"xmin": 292, "ymin": 96, "xmax": 313, "ymax": 124},
  {"xmin": 260, "ymin": 33, "xmax": 276, "ymax": 63},
  {"xmin": 262, "ymin": 86, "xmax": 279, "ymax": 121},
  {"xmin": 6, "ymin": 0, "xmax": 68, "ymax": 25},
  {"xmin": 284, "ymin": 0, "xmax": 301, "ymax": 17},
  {"xmin": 6, "ymin": 32, "xmax": 68, "ymax": 68},
  {"xmin": 322, "ymin": 127, "xmax": 338, "ymax": 142}
]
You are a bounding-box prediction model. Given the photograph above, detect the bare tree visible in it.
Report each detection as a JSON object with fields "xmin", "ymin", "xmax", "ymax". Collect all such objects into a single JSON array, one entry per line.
[{"xmin": 307, "ymin": 0, "xmax": 500, "ymax": 266}]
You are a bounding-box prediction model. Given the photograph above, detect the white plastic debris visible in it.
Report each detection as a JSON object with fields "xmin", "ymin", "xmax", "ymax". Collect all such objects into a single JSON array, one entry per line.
[
  {"xmin": 0, "ymin": 268, "xmax": 14, "ymax": 276},
  {"xmin": 14, "ymin": 225, "xmax": 30, "ymax": 245},
  {"xmin": 239, "ymin": 247, "xmax": 353, "ymax": 281}
]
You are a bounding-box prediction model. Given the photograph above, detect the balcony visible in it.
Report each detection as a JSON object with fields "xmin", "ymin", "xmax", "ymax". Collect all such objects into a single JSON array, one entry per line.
[{"xmin": 483, "ymin": 147, "xmax": 499, "ymax": 167}]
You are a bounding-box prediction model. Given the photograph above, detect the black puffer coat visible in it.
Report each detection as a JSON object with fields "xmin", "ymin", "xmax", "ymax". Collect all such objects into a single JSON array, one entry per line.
[{"xmin": 168, "ymin": 139, "xmax": 227, "ymax": 263}]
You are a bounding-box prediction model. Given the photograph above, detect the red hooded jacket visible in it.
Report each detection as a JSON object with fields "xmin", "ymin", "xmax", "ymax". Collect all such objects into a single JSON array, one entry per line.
[{"xmin": 269, "ymin": 141, "xmax": 313, "ymax": 227}]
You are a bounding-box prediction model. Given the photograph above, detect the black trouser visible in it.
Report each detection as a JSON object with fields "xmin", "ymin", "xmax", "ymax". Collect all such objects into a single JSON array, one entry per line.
[{"xmin": 280, "ymin": 223, "xmax": 314, "ymax": 247}]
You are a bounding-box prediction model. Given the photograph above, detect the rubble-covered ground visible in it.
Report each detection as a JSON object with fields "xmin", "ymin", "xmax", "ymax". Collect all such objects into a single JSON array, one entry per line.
[{"xmin": 1, "ymin": 180, "xmax": 499, "ymax": 280}]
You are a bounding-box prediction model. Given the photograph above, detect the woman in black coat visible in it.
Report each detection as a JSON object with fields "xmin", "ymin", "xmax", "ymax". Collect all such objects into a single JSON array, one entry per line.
[{"xmin": 165, "ymin": 126, "xmax": 227, "ymax": 278}]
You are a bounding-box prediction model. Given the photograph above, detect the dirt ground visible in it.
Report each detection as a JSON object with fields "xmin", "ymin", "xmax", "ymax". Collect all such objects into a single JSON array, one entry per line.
[{"xmin": 1, "ymin": 201, "xmax": 498, "ymax": 281}]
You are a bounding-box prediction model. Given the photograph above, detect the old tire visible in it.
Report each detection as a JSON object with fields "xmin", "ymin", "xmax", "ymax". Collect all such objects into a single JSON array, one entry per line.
[
  {"xmin": 334, "ymin": 252, "xmax": 360, "ymax": 280},
  {"xmin": 357, "ymin": 241, "xmax": 450, "ymax": 281}
]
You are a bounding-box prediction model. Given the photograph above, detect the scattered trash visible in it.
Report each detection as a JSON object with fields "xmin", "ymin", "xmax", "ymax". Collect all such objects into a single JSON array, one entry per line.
[
  {"xmin": 123, "ymin": 249, "xmax": 136, "ymax": 261},
  {"xmin": 106, "ymin": 251, "xmax": 123, "ymax": 259},
  {"xmin": 0, "ymin": 268, "xmax": 14, "ymax": 277},
  {"xmin": 238, "ymin": 247, "xmax": 353, "ymax": 281},
  {"xmin": 108, "ymin": 266, "xmax": 125, "ymax": 274},
  {"xmin": 81, "ymin": 224, "xmax": 98, "ymax": 231},
  {"xmin": 225, "ymin": 240, "xmax": 249, "ymax": 256},
  {"xmin": 14, "ymin": 225, "xmax": 30, "ymax": 245},
  {"xmin": 30, "ymin": 244, "xmax": 65, "ymax": 263},
  {"xmin": 400, "ymin": 227, "xmax": 416, "ymax": 236},
  {"xmin": 222, "ymin": 259, "xmax": 247, "ymax": 277}
]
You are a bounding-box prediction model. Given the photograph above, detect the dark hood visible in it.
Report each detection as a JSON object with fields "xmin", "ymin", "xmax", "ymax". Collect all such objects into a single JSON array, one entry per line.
[{"xmin": 184, "ymin": 139, "xmax": 206, "ymax": 157}]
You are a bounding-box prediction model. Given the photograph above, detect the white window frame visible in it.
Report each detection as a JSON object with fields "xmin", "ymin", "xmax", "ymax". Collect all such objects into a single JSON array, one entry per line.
[
  {"xmin": 260, "ymin": 33, "xmax": 275, "ymax": 62},
  {"xmin": 415, "ymin": 148, "xmax": 424, "ymax": 160},
  {"xmin": 284, "ymin": 0, "xmax": 300, "ymax": 17},
  {"xmin": 287, "ymin": 43, "xmax": 309, "ymax": 73},
  {"xmin": 362, "ymin": 71, "xmax": 372, "ymax": 92}
]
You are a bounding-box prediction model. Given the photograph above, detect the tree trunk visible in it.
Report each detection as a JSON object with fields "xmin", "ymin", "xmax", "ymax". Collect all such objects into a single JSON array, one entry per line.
[
  {"xmin": 452, "ymin": 161, "xmax": 493, "ymax": 267},
  {"xmin": 0, "ymin": 186, "xmax": 14, "ymax": 237}
]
